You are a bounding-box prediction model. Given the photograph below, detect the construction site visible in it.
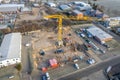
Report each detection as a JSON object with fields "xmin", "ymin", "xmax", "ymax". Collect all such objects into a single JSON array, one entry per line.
[{"xmin": 0, "ymin": 1, "xmax": 120, "ymax": 80}]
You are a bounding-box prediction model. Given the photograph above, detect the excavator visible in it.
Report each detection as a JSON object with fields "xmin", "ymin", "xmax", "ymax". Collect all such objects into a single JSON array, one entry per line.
[{"xmin": 44, "ymin": 14, "xmax": 103, "ymax": 46}]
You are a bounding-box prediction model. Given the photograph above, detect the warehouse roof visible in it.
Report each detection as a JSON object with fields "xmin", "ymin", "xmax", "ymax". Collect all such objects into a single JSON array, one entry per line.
[
  {"xmin": 73, "ymin": 1, "xmax": 86, "ymax": 5},
  {"xmin": 0, "ymin": 7, "xmax": 18, "ymax": 12},
  {"xmin": 0, "ymin": 4, "xmax": 24, "ymax": 12},
  {"xmin": 87, "ymin": 26, "xmax": 113, "ymax": 41},
  {"xmin": 0, "ymin": 4, "xmax": 24, "ymax": 8},
  {"xmin": 0, "ymin": 33, "xmax": 21, "ymax": 61}
]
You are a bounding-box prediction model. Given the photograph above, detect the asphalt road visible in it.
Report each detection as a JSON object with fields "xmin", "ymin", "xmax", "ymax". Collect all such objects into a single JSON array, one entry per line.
[{"xmin": 58, "ymin": 55, "xmax": 120, "ymax": 80}]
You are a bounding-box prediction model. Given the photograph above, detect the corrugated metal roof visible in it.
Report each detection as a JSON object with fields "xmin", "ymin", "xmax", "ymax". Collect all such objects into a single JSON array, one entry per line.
[
  {"xmin": 0, "ymin": 4, "xmax": 24, "ymax": 12},
  {"xmin": 0, "ymin": 7, "xmax": 18, "ymax": 12},
  {"xmin": 87, "ymin": 26, "xmax": 113, "ymax": 41},
  {"xmin": 0, "ymin": 4, "xmax": 24, "ymax": 8},
  {"xmin": 0, "ymin": 33, "xmax": 21, "ymax": 61}
]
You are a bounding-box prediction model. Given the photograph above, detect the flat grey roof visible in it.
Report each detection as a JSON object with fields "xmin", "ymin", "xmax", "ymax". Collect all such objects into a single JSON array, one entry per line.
[
  {"xmin": 87, "ymin": 26, "xmax": 113, "ymax": 41},
  {"xmin": 0, "ymin": 33, "xmax": 21, "ymax": 61},
  {"xmin": 0, "ymin": 4, "xmax": 24, "ymax": 12},
  {"xmin": 0, "ymin": 4, "xmax": 24, "ymax": 8},
  {"xmin": 0, "ymin": 7, "xmax": 18, "ymax": 12}
]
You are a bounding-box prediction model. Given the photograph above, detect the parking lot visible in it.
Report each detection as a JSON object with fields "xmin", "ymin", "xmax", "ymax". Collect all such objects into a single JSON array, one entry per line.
[{"xmin": 72, "ymin": 24, "xmax": 120, "ymax": 61}]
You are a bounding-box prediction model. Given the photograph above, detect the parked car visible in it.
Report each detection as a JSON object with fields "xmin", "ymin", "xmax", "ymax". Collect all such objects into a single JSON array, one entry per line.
[
  {"xmin": 99, "ymin": 49, "xmax": 105, "ymax": 54},
  {"xmin": 55, "ymin": 49, "xmax": 64, "ymax": 53},
  {"xmin": 79, "ymin": 33, "xmax": 86, "ymax": 38},
  {"xmin": 79, "ymin": 56, "xmax": 83, "ymax": 60},
  {"xmin": 87, "ymin": 58, "xmax": 95, "ymax": 64},
  {"xmin": 74, "ymin": 63, "xmax": 80, "ymax": 69},
  {"xmin": 25, "ymin": 43, "xmax": 30, "ymax": 47},
  {"xmin": 73, "ymin": 59, "xmax": 78, "ymax": 62},
  {"xmin": 39, "ymin": 50, "xmax": 45, "ymax": 56},
  {"xmin": 8, "ymin": 75, "xmax": 14, "ymax": 79},
  {"xmin": 45, "ymin": 72, "xmax": 50, "ymax": 80},
  {"xmin": 42, "ymin": 75, "xmax": 47, "ymax": 80}
]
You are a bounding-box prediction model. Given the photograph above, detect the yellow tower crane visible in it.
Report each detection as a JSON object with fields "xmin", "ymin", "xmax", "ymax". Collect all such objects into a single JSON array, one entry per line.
[
  {"xmin": 44, "ymin": 15, "xmax": 63, "ymax": 46},
  {"xmin": 44, "ymin": 15, "xmax": 103, "ymax": 46}
]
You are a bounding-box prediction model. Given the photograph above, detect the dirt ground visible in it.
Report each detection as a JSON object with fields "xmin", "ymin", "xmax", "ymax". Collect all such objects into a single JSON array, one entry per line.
[
  {"xmin": 22, "ymin": 26, "xmax": 92, "ymax": 80},
  {"xmin": 80, "ymin": 70, "xmax": 107, "ymax": 80}
]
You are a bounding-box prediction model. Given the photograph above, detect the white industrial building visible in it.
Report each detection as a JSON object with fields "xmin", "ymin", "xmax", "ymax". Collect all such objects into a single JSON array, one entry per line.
[
  {"xmin": 0, "ymin": 33, "xmax": 21, "ymax": 68},
  {"xmin": 87, "ymin": 26, "xmax": 113, "ymax": 43},
  {"xmin": 107, "ymin": 17, "xmax": 120, "ymax": 26},
  {"xmin": 45, "ymin": 2, "xmax": 56, "ymax": 7},
  {"xmin": 0, "ymin": 4, "xmax": 24, "ymax": 13},
  {"xmin": 73, "ymin": 1, "xmax": 92, "ymax": 11}
]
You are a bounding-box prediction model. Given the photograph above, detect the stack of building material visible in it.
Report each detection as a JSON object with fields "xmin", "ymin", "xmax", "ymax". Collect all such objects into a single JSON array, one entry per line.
[
  {"xmin": 42, "ymin": 67, "xmax": 47, "ymax": 72},
  {"xmin": 49, "ymin": 58, "xmax": 58, "ymax": 68}
]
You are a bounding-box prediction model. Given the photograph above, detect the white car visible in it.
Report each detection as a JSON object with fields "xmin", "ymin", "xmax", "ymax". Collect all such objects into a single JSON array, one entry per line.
[
  {"xmin": 8, "ymin": 75, "xmax": 14, "ymax": 79},
  {"xmin": 25, "ymin": 43, "xmax": 30, "ymax": 47},
  {"xmin": 45, "ymin": 72, "xmax": 50, "ymax": 80},
  {"xmin": 87, "ymin": 58, "xmax": 95, "ymax": 64},
  {"xmin": 74, "ymin": 63, "xmax": 80, "ymax": 69}
]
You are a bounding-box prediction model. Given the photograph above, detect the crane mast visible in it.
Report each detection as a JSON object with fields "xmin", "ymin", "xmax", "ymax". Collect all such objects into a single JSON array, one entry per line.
[{"xmin": 44, "ymin": 15, "xmax": 63, "ymax": 46}]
